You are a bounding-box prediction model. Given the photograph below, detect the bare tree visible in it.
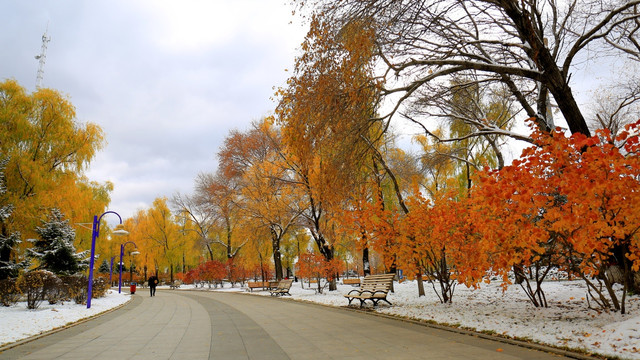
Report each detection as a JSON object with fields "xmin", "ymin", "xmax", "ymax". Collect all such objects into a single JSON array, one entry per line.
[
  {"xmin": 300, "ymin": 0, "xmax": 640, "ymax": 141},
  {"xmin": 171, "ymin": 189, "xmax": 218, "ymax": 261},
  {"xmin": 193, "ymin": 173, "xmax": 246, "ymax": 260},
  {"xmin": 588, "ymin": 69, "xmax": 640, "ymax": 135}
]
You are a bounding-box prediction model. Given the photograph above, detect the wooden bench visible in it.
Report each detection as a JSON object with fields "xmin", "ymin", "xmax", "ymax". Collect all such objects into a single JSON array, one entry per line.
[
  {"xmin": 169, "ymin": 280, "xmax": 182, "ymax": 289},
  {"xmin": 269, "ymin": 279, "xmax": 293, "ymax": 296},
  {"xmin": 344, "ymin": 273, "xmax": 395, "ymax": 307},
  {"xmin": 247, "ymin": 281, "xmax": 278, "ymax": 292},
  {"xmin": 342, "ymin": 278, "xmax": 361, "ymax": 286},
  {"xmin": 247, "ymin": 281, "xmax": 268, "ymax": 291}
]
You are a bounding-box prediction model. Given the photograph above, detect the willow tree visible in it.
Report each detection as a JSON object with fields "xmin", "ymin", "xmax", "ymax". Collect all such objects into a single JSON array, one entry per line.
[
  {"xmin": 130, "ymin": 197, "xmax": 188, "ymax": 283},
  {"xmin": 275, "ymin": 17, "xmax": 383, "ymax": 288},
  {"xmin": 218, "ymin": 120, "xmax": 304, "ymax": 280},
  {"xmin": 0, "ymin": 80, "xmax": 109, "ymax": 251}
]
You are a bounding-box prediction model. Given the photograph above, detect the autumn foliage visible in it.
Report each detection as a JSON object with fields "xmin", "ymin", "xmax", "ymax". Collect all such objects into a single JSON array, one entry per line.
[
  {"xmin": 296, "ymin": 252, "xmax": 344, "ymax": 290},
  {"xmin": 471, "ymin": 120, "xmax": 640, "ymax": 313}
]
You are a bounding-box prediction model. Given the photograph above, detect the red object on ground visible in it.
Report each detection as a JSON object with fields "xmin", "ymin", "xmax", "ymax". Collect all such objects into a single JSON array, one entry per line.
[{"xmin": 130, "ymin": 283, "xmax": 136, "ymax": 294}]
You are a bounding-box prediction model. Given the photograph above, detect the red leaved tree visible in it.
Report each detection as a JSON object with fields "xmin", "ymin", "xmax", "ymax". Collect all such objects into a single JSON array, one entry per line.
[
  {"xmin": 472, "ymin": 120, "xmax": 640, "ymax": 313},
  {"xmin": 297, "ymin": 252, "xmax": 344, "ymax": 293}
]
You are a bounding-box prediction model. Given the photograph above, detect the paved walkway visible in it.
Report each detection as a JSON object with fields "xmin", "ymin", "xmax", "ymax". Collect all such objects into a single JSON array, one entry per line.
[{"xmin": 0, "ymin": 290, "xmax": 580, "ymax": 359}]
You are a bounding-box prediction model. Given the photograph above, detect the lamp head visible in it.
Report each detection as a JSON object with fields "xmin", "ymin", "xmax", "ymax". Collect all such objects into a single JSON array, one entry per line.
[
  {"xmin": 112, "ymin": 224, "xmax": 129, "ymax": 236},
  {"xmin": 131, "ymin": 250, "xmax": 140, "ymax": 256}
]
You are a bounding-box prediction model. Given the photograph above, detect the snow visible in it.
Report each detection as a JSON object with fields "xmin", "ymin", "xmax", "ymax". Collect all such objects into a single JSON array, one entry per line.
[
  {"xmin": 0, "ymin": 290, "xmax": 130, "ymax": 347},
  {"xmin": 2, "ymin": 280, "xmax": 639, "ymax": 359}
]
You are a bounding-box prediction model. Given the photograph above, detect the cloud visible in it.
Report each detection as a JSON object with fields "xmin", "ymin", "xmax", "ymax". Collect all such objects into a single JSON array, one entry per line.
[{"xmin": 0, "ymin": 0, "xmax": 306, "ymax": 220}]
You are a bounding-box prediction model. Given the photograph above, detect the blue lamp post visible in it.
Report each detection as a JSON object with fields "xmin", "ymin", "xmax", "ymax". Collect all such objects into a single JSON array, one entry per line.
[
  {"xmin": 118, "ymin": 241, "xmax": 138, "ymax": 293},
  {"xmin": 87, "ymin": 211, "xmax": 129, "ymax": 309}
]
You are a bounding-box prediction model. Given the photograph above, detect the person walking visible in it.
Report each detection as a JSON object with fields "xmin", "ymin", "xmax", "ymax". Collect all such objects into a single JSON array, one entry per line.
[{"xmin": 148, "ymin": 274, "xmax": 158, "ymax": 297}]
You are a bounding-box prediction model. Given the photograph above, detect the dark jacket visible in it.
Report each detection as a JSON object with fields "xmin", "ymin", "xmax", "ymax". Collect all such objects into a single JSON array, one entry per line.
[{"xmin": 148, "ymin": 276, "xmax": 158, "ymax": 288}]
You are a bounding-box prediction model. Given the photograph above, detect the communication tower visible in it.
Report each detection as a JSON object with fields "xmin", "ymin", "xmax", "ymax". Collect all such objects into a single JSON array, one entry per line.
[{"xmin": 35, "ymin": 27, "xmax": 51, "ymax": 89}]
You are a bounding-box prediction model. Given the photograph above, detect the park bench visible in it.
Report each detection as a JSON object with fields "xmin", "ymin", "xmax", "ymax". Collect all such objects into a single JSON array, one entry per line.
[
  {"xmin": 269, "ymin": 279, "xmax": 294, "ymax": 296},
  {"xmin": 169, "ymin": 280, "xmax": 182, "ymax": 289},
  {"xmin": 342, "ymin": 278, "xmax": 361, "ymax": 286},
  {"xmin": 247, "ymin": 281, "xmax": 278, "ymax": 292},
  {"xmin": 344, "ymin": 273, "xmax": 395, "ymax": 308},
  {"xmin": 247, "ymin": 281, "xmax": 269, "ymax": 291}
]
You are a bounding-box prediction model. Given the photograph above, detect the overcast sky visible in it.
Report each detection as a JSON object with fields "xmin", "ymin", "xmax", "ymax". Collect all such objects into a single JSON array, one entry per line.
[{"xmin": 0, "ymin": 1, "xmax": 307, "ymax": 221}]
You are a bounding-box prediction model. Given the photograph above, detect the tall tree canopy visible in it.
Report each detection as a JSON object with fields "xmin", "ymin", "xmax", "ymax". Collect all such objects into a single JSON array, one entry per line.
[
  {"xmin": 297, "ymin": 0, "xmax": 640, "ymax": 141},
  {"xmin": 275, "ymin": 17, "xmax": 383, "ymax": 283},
  {"xmin": 0, "ymin": 80, "xmax": 110, "ymax": 244},
  {"xmin": 125, "ymin": 197, "xmax": 192, "ymax": 282}
]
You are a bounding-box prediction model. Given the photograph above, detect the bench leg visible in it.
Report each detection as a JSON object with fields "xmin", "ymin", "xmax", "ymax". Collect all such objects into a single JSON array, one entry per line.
[{"xmin": 347, "ymin": 297, "xmax": 354, "ymax": 306}]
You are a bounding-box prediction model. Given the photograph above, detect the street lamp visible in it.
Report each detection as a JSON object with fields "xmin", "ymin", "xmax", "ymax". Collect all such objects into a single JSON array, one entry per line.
[
  {"xmin": 118, "ymin": 241, "xmax": 138, "ymax": 293},
  {"xmin": 87, "ymin": 211, "xmax": 129, "ymax": 309}
]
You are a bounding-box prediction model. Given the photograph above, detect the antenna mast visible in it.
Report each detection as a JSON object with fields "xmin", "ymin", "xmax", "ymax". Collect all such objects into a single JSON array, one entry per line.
[{"xmin": 35, "ymin": 26, "xmax": 51, "ymax": 89}]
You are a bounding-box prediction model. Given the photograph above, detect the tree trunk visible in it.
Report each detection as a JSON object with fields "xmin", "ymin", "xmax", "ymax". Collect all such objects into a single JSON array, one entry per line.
[
  {"xmin": 498, "ymin": 0, "xmax": 591, "ymax": 137},
  {"xmin": 226, "ymin": 223, "xmax": 232, "ymax": 259},
  {"xmin": 206, "ymin": 244, "xmax": 214, "ymax": 261},
  {"xmin": 271, "ymin": 226, "xmax": 283, "ymax": 280},
  {"xmin": 416, "ymin": 272, "xmax": 425, "ymax": 297},
  {"xmin": 272, "ymin": 239, "xmax": 283, "ymax": 281},
  {"xmin": 314, "ymin": 236, "xmax": 337, "ymax": 291},
  {"xmin": 258, "ymin": 251, "xmax": 265, "ymax": 282},
  {"xmin": 362, "ymin": 246, "xmax": 370, "ymax": 276}
]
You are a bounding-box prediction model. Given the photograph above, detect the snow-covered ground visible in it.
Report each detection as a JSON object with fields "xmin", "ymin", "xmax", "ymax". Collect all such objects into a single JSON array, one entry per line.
[
  {"xmin": 0, "ymin": 289, "xmax": 130, "ymax": 347},
  {"xmin": 1, "ymin": 280, "xmax": 638, "ymax": 359}
]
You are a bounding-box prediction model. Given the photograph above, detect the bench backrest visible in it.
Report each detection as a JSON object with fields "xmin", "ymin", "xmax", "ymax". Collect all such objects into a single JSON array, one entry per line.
[
  {"xmin": 277, "ymin": 279, "xmax": 293, "ymax": 290},
  {"xmin": 359, "ymin": 273, "xmax": 395, "ymax": 293},
  {"xmin": 343, "ymin": 278, "xmax": 360, "ymax": 284}
]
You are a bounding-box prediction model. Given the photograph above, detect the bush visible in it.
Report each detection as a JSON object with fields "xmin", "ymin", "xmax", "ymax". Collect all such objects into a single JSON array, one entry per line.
[
  {"xmin": 43, "ymin": 274, "xmax": 65, "ymax": 305},
  {"xmin": 0, "ymin": 278, "xmax": 22, "ymax": 306},
  {"xmin": 16, "ymin": 270, "xmax": 58, "ymax": 309},
  {"xmin": 60, "ymin": 274, "xmax": 87, "ymax": 304},
  {"xmin": 91, "ymin": 276, "xmax": 109, "ymax": 298}
]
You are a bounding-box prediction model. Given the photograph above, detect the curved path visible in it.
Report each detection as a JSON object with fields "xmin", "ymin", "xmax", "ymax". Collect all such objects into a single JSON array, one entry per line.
[{"xmin": 0, "ymin": 290, "xmax": 576, "ymax": 360}]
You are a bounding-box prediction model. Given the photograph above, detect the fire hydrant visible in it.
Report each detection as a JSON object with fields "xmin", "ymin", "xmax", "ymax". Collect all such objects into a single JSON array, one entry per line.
[{"xmin": 130, "ymin": 282, "xmax": 137, "ymax": 294}]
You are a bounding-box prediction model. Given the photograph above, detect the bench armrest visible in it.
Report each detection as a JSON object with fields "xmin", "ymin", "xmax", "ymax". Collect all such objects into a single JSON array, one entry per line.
[{"xmin": 357, "ymin": 290, "xmax": 388, "ymax": 297}]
